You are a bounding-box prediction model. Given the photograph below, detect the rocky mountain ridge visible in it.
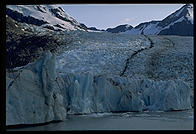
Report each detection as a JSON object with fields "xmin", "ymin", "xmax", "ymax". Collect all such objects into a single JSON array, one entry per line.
[{"xmin": 107, "ymin": 4, "xmax": 193, "ymax": 36}]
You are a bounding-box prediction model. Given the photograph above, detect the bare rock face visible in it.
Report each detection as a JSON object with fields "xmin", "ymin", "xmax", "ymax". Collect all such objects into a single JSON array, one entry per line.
[
  {"xmin": 6, "ymin": 16, "xmax": 72, "ymax": 69},
  {"xmin": 6, "ymin": 51, "xmax": 67, "ymax": 126}
]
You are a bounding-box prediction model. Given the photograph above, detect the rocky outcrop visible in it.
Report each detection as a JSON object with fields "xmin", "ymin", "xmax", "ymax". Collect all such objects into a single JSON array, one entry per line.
[{"xmin": 6, "ymin": 51, "xmax": 67, "ymax": 126}]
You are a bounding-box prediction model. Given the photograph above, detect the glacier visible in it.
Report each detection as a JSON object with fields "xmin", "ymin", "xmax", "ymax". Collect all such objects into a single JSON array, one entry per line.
[
  {"xmin": 6, "ymin": 51, "xmax": 67, "ymax": 125},
  {"xmin": 60, "ymin": 73, "xmax": 192, "ymax": 114},
  {"xmin": 55, "ymin": 32, "xmax": 193, "ymax": 114},
  {"xmin": 6, "ymin": 31, "xmax": 194, "ymax": 126}
]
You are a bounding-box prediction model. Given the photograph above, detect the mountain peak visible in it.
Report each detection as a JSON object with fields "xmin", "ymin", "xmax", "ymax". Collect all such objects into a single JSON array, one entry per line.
[
  {"xmin": 180, "ymin": 4, "xmax": 193, "ymax": 24},
  {"xmin": 185, "ymin": 3, "xmax": 193, "ymax": 8},
  {"xmin": 106, "ymin": 24, "xmax": 133, "ymax": 33}
]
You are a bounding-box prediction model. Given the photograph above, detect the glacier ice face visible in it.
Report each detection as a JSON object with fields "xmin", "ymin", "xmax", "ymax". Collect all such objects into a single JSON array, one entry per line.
[
  {"xmin": 59, "ymin": 73, "xmax": 192, "ymax": 114},
  {"xmin": 59, "ymin": 73, "xmax": 143, "ymax": 114},
  {"xmin": 6, "ymin": 51, "xmax": 67, "ymax": 125},
  {"xmin": 140, "ymin": 79, "xmax": 192, "ymax": 111}
]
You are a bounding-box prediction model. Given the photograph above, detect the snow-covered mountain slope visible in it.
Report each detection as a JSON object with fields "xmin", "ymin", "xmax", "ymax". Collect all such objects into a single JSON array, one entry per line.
[
  {"xmin": 6, "ymin": 5, "xmax": 87, "ymax": 31},
  {"xmin": 106, "ymin": 24, "xmax": 133, "ymax": 33},
  {"xmin": 122, "ymin": 4, "xmax": 193, "ymax": 36},
  {"xmin": 123, "ymin": 21, "xmax": 161, "ymax": 35}
]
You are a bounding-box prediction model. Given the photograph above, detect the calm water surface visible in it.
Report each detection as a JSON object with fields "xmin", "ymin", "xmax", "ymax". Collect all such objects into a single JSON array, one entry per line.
[{"xmin": 8, "ymin": 109, "xmax": 194, "ymax": 130}]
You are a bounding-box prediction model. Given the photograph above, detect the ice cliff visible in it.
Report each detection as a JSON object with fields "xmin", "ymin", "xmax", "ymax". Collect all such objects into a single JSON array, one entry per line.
[
  {"xmin": 6, "ymin": 51, "xmax": 67, "ymax": 126},
  {"xmin": 60, "ymin": 73, "xmax": 192, "ymax": 114}
]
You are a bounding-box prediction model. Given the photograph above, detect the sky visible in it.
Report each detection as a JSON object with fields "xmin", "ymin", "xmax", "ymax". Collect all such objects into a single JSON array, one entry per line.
[{"xmin": 60, "ymin": 4, "xmax": 185, "ymax": 30}]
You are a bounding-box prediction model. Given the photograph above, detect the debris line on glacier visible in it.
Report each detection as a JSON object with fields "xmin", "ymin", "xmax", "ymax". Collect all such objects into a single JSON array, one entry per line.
[{"xmin": 120, "ymin": 35, "xmax": 154, "ymax": 76}]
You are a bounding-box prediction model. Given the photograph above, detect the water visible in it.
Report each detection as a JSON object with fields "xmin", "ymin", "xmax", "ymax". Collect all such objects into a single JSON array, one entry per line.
[{"xmin": 7, "ymin": 110, "xmax": 194, "ymax": 131}]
